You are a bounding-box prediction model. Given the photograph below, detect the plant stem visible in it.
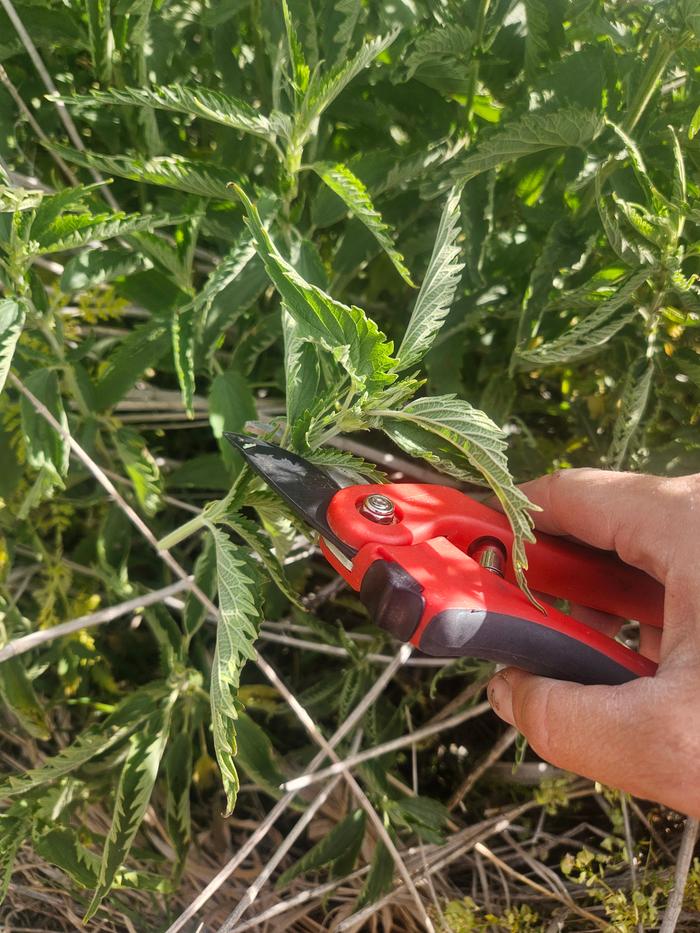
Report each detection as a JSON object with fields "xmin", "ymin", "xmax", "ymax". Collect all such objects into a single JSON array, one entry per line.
[{"xmin": 465, "ymin": 0, "xmax": 491, "ymax": 123}]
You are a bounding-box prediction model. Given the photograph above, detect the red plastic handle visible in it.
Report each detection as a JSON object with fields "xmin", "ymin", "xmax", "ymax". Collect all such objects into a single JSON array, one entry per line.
[{"xmin": 325, "ymin": 484, "xmax": 664, "ymax": 629}]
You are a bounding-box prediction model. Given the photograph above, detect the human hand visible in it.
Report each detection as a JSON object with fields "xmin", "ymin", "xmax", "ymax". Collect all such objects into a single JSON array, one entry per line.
[{"xmin": 487, "ymin": 469, "xmax": 700, "ymax": 817}]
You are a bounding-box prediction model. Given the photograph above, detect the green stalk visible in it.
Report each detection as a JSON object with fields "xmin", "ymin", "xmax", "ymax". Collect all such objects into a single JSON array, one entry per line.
[{"xmin": 465, "ymin": 0, "xmax": 492, "ymax": 124}]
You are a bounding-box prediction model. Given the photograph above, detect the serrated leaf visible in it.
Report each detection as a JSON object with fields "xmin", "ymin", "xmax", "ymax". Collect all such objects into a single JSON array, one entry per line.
[
  {"xmin": 299, "ymin": 29, "xmax": 399, "ymax": 136},
  {"xmin": 183, "ymin": 532, "xmax": 217, "ymax": 639},
  {"xmin": 67, "ymin": 84, "xmax": 273, "ymax": 139},
  {"xmin": 85, "ymin": 0, "xmax": 113, "ymax": 84},
  {"xmin": 312, "ymin": 162, "xmax": 414, "ymax": 285},
  {"xmin": 193, "ymin": 233, "xmax": 257, "ymax": 312},
  {"xmin": 607, "ymin": 362, "xmax": 654, "ymax": 469},
  {"xmin": 0, "ymin": 657, "xmax": 50, "ymax": 739},
  {"xmin": 283, "ymin": 307, "xmax": 320, "ymax": 427},
  {"xmin": 113, "ymin": 427, "xmax": 163, "ymax": 515},
  {"xmin": 283, "ymin": 0, "xmax": 310, "ymax": 94},
  {"xmin": 0, "ymin": 685, "xmax": 165, "ymax": 798},
  {"xmin": 515, "ymin": 267, "xmax": 651, "ymax": 367},
  {"xmin": 379, "ymin": 396, "xmax": 537, "ymax": 591},
  {"xmin": 304, "ymin": 446, "xmax": 387, "ymax": 484},
  {"xmin": 235, "ymin": 185, "xmax": 396, "ymax": 392},
  {"xmin": 357, "ymin": 837, "xmax": 394, "ymax": 908},
  {"xmin": 208, "ymin": 369, "xmax": 257, "ymax": 473},
  {"xmin": 0, "ymin": 184, "xmax": 44, "ymax": 212},
  {"xmin": 451, "ymin": 108, "xmax": 604, "ymax": 185},
  {"xmin": 164, "ymin": 731, "xmax": 192, "ymax": 874},
  {"xmin": 36, "ymin": 210, "xmax": 182, "ymax": 254},
  {"xmin": 689, "ymin": 102, "xmax": 700, "ymax": 140},
  {"xmin": 0, "ymin": 814, "xmax": 30, "ymax": 902},
  {"xmin": 94, "ymin": 321, "xmax": 169, "ymax": 410},
  {"xmin": 209, "ymin": 525, "xmax": 261, "ymax": 815},
  {"xmin": 226, "ymin": 513, "xmax": 303, "ymax": 608},
  {"xmin": 60, "ymin": 247, "xmax": 151, "ymax": 292},
  {"xmin": 84, "ymin": 692, "xmax": 175, "ymax": 919},
  {"xmin": 20, "ymin": 369, "xmax": 70, "ymax": 480},
  {"xmin": 405, "ymin": 24, "xmax": 473, "ymax": 80},
  {"xmin": 277, "ymin": 809, "xmax": 366, "ymax": 887},
  {"xmin": 172, "ymin": 304, "xmax": 196, "ymax": 417},
  {"xmin": 234, "ymin": 709, "xmax": 286, "ymax": 799},
  {"xmin": 397, "ymin": 185, "xmax": 463, "ymax": 370},
  {"xmin": 0, "ymin": 299, "xmax": 25, "ymax": 396},
  {"xmin": 50, "ymin": 144, "xmax": 244, "ymax": 201}
]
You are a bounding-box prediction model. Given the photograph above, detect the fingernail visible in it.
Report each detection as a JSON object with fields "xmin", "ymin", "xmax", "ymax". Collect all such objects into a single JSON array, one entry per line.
[{"xmin": 488, "ymin": 673, "xmax": 515, "ymax": 725}]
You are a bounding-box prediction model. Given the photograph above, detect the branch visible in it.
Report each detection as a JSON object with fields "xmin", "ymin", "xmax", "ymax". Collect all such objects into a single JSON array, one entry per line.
[{"xmin": 0, "ymin": 580, "xmax": 192, "ymax": 663}]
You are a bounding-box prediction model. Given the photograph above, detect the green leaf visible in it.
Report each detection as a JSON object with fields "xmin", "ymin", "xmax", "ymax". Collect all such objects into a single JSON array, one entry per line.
[
  {"xmin": 607, "ymin": 361, "xmax": 654, "ymax": 469},
  {"xmin": 0, "ymin": 299, "xmax": 25, "ymax": 396},
  {"xmin": 94, "ymin": 321, "xmax": 169, "ymax": 410},
  {"xmin": 208, "ymin": 369, "xmax": 257, "ymax": 473},
  {"xmin": 312, "ymin": 162, "xmax": 414, "ymax": 286},
  {"xmin": 283, "ymin": 308, "xmax": 320, "ymax": 427},
  {"xmin": 304, "ymin": 446, "xmax": 387, "ymax": 484},
  {"xmin": 234, "ymin": 709, "xmax": 286, "ymax": 799},
  {"xmin": 235, "ymin": 185, "xmax": 396, "ymax": 393},
  {"xmin": 0, "ymin": 685, "xmax": 165, "ymax": 798},
  {"xmin": 397, "ymin": 185, "xmax": 463, "ymax": 370},
  {"xmin": 0, "ymin": 814, "xmax": 30, "ymax": 902},
  {"xmin": 172, "ymin": 304, "xmax": 196, "ymax": 418},
  {"xmin": 50, "ymin": 145, "xmax": 244, "ymax": 201},
  {"xmin": 20, "ymin": 369, "xmax": 70, "ymax": 479},
  {"xmin": 113, "ymin": 427, "xmax": 163, "ymax": 516},
  {"xmin": 0, "ymin": 657, "xmax": 50, "ymax": 740},
  {"xmin": 226, "ymin": 513, "xmax": 303, "ymax": 608},
  {"xmin": 34, "ymin": 827, "xmax": 99, "ymax": 888},
  {"xmin": 60, "ymin": 247, "xmax": 151, "ymax": 292},
  {"xmin": 283, "ymin": 0, "xmax": 310, "ymax": 93},
  {"xmin": 514, "ymin": 267, "xmax": 651, "ymax": 367},
  {"xmin": 164, "ymin": 731, "xmax": 192, "ymax": 874},
  {"xmin": 405, "ymin": 24, "xmax": 473, "ymax": 81},
  {"xmin": 277, "ymin": 809, "xmax": 365, "ymax": 887},
  {"xmin": 209, "ymin": 525, "xmax": 261, "ymax": 815},
  {"xmin": 183, "ymin": 532, "xmax": 217, "ymax": 639},
  {"xmin": 192, "ymin": 232, "xmax": 257, "ymax": 319},
  {"xmin": 36, "ymin": 210, "xmax": 182, "ymax": 254},
  {"xmin": 299, "ymin": 29, "xmax": 399, "ymax": 136},
  {"xmin": 357, "ymin": 838, "xmax": 394, "ymax": 908},
  {"xmin": 68, "ymin": 84, "xmax": 273, "ymax": 140},
  {"xmin": 85, "ymin": 0, "xmax": 113, "ymax": 84},
  {"xmin": 451, "ymin": 108, "xmax": 605, "ymax": 185},
  {"xmin": 379, "ymin": 396, "xmax": 537, "ymax": 591},
  {"xmin": 689, "ymin": 102, "xmax": 700, "ymax": 140},
  {"xmin": 84, "ymin": 692, "xmax": 175, "ymax": 919},
  {"xmin": 0, "ymin": 184, "xmax": 44, "ymax": 213}
]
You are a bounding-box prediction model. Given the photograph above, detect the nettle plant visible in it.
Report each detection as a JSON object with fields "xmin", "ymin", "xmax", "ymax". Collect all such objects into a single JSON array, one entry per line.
[{"xmin": 0, "ymin": 0, "xmax": 699, "ymax": 921}]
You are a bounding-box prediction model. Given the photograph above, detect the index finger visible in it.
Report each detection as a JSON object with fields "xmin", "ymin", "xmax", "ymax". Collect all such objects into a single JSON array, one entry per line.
[{"xmin": 518, "ymin": 469, "xmax": 684, "ymax": 585}]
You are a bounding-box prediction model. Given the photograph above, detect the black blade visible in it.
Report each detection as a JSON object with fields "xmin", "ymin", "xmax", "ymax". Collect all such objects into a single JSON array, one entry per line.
[{"xmin": 223, "ymin": 433, "xmax": 356, "ymax": 558}]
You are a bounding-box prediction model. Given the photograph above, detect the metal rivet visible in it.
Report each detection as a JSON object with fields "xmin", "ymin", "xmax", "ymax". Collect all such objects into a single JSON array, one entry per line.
[
  {"xmin": 360, "ymin": 493, "xmax": 395, "ymax": 524},
  {"xmin": 469, "ymin": 538, "xmax": 506, "ymax": 577}
]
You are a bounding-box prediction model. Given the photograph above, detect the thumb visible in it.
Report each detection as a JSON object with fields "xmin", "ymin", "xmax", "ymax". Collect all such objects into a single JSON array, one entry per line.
[{"xmin": 487, "ymin": 667, "xmax": 671, "ymax": 800}]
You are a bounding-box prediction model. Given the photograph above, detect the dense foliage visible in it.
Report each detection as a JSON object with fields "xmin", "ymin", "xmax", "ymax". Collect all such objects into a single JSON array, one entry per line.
[{"xmin": 0, "ymin": 0, "xmax": 699, "ymax": 927}]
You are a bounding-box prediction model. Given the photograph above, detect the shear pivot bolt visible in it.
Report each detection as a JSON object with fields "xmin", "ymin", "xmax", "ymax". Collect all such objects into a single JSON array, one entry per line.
[{"xmin": 360, "ymin": 494, "xmax": 395, "ymax": 524}]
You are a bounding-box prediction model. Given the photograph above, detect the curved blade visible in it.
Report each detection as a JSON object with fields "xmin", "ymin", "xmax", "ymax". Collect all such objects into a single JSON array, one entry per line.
[{"xmin": 223, "ymin": 433, "xmax": 356, "ymax": 558}]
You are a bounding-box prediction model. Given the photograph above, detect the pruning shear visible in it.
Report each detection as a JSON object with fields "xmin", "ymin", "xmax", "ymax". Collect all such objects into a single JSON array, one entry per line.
[{"xmin": 225, "ymin": 434, "xmax": 664, "ymax": 686}]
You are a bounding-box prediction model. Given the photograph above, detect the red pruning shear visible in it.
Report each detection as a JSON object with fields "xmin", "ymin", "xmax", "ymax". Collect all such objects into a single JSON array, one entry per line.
[{"xmin": 225, "ymin": 434, "xmax": 663, "ymax": 685}]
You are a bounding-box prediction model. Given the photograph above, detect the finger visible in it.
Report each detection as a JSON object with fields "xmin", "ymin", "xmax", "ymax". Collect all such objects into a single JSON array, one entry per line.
[
  {"xmin": 639, "ymin": 624, "xmax": 662, "ymax": 663},
  {"xmin": 567, "ymin": 603, "xmax": 623, "ymax": 638},
  {"xmin": 518, "ymin": 469, "xmax": 692, "ymax": 584},
  {"xmin": 486, "ymin": 667, "xmax": 700, "ymax": 816}
]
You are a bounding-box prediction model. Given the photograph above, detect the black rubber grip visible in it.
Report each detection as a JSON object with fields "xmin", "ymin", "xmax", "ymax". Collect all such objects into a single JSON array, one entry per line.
[
  {"xmin": 359, "ymin": 560, "xmax": 425, "ymax": 642},
  {"xmin": 419, "ymin": 609, "xmax": 638, "ymax": 686}
]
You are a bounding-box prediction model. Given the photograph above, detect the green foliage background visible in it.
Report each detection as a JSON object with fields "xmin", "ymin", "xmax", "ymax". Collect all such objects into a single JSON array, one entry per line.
[{"xmin": 0, "ymin": 0, "xmax": 699, "ymax": 927}]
